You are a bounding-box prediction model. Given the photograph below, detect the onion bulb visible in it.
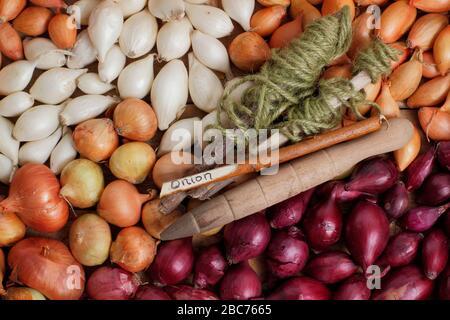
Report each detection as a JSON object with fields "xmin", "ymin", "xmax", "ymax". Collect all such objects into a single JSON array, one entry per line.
[
  {"xmin": 113, "ymin": 98, "xmax": 158, "ymax": 142},
  {"xmin": 230, "ymin": 32, "xmax": 271, "ymax": 72},
  {"xmin": 389, "ymin": 51, "xmax": 423, "ymax": 101},
  {"xmin": 0, "ymin": 164, "xmax": 69, "ymax": 233},
  {"xmin": 2, "ymin": 287, "xmax": 46, "ymax": 300},
  {"xmin": 157, "ymin": 17, "xmax": 192, "ymax": 61},
  {"xmin": 98, "ymin": 45, "xmax": 126, "ymax": 84},
  {"xmin": 30, "ymin": 0, "xmax": 67, "ymax": 9},
  {"xmin": 157, "ymin": 117, "xmax": 200, "ymax": 157},
  {"xmin": 113, "ymin": 0, "xmax": 146, "ymax": 18},
  {"xmin": 97, "ymin": 180, "xmax": 153, "ymax": 227},
  {"xmin": 86, "ymin": 266, "xmax": 139, "ymax": 300},
  {"xmin": 376, "ymin": 1, "xmax": 417, "ymax": 44},
  {"xmin": 407, "ymin": 14, "xmax": 448, "ymax": 51},
  {"xmin": 69, "ymin": 214, "xmax": 111, "ymax": 267},
  {"xmin": 12, "ymin": 6, "xmax": 53, "ymax": 37},
  {"xmin": 222, "ymin": 0, "xmax": 254, "ymax": 31},
  {"xmin": 411, "ymin": 0, "xmax": 450, "ymax": 13},
  {"xmin": 152, "ymin": 151, "xmax": 195, "ymax": 189},
  {"xmin": 8, "ymin": 238, "xmax": 85, "ymax": 300},
  {"xmin": 257, "ymin": 0, "xmax": 290, "ymax": 6},
  {"xmin": 109, "ymin": 142, "xmax": 156, "ymax": 184},
  {"xmin": 50, "ymin": 128, "xmax": 77, "ymax": 175},
  {"xmin": 142, "ymin": 199, "xmax": 184, "ymax": 239},
  {"xmin": 0, "ymin": 60, "xmax": 36, "ymax": 96},
  {"xmin": 0, "ymin": 211, "xmax": 26, "ymax": 247},
  {"xmin": 184, "ymin": 2, "xmax": 233, "ymax": 38},
  {"xmin": 69, "ymin": 0, "xmax": 100, "ymax": 25},
  {"xmin": 73, "ymin": 118, "xmax": 119, "ymax": 162},
  {"xmin": 23, "ymin": 37, "xmax": 66, "ymax": 70},
  {"xmin": 372, "ymin": 82, "xmax": 400, "ymax": 119},
  {"xmin": 77, "ymin": 73, "xmax": 115, "ymax": 95},
  {"xmin": 118, "ymin": 54, "xmax": 155, "ymax": 99},
  {"xmin": 0, "ymin": 22, "xmax": 23, "ymax": 61},
  {"xmin": 0, "ymin": 116, "xmax": 19, "ymax": 165},
  {"xmin": 321, "ymin": 0, "xmax": 355, "ymax": 21},
  {"xmin": 290, "ymin": 0, "xmax": 321, "ymax": 29},
  {"xmin": 66, "ymin": 30, "xmax": 97, "ymax": 69},
  {"xmin": 18, "ymin": 127, "xmax": 62, "ymax": 166},
  {"xmin": 418, "ymin": 107, "xmax": 450, "ymax": 141},
  {"xmin": 0, "ymin": 153, "xmax": 13, "ymax": 184},
  {"xmin": 48, "ymin": 14, "xmax": 77, "ymax": 49},
  {"xmin": 394, "ymin": 126, "xmax": 421, "ymax": 171},
  {"xmin": 407, "ymin": 74, "xmax": 450, "ymax": 108},
  {"xmin": 110, "ymin": 226, "xmax": 157, "ymax": 273},
  {"xmin": 433, "ymin": 26, "xmax": 450, "ymax": 76},
  {"xmin": 0, "ymin": 0, "xmax": 26, "ymax": 22},
  {"xmin": 269, "ymin": 16, "xmax": 303, "ymax": 49},
  {"xmin": 422, "ymin": 51, "xmax": 440, "ymax": 79},
  {"xmin": 348, "ymin": 12, "xmax": 373, "ymax": 60},
  {"xmin": 148, "ymin": 0, "xmax": 185, "ymax": 21},
  {"xmin": 0, "ymin": 91, "xmax": 34, "ymax": 118},
  {"xmin": 60, "ymin": 159, "xmax": 104, "ymax": 209},
  {"xmin": 250, "ymin": 5, "xmax": 287, "ymax": 37}
]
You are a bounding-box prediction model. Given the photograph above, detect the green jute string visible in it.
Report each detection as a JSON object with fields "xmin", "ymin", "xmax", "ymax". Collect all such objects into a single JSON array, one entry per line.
[{"xmin": 215, "ymin": 6, "xmax": 401, "ymax": 142}]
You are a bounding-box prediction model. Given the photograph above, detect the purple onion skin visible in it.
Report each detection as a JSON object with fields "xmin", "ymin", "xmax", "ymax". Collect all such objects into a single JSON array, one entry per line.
[
  {"xmin": 381, "ymin": 232, "xmax": 422, "ymax": 268},
  {"xmin": 265, "ymin": 227, "xmax": 309, "ymax": 278},
  {"xmin": 381, "ymin": 182, "xmax": 409, "ymax": 219},
  {"xmin": 438, "ymin": 141, "xmax": 450, "ymax": 171},
  {"xmin": 194, "ymin": 245, "xmax": 227, "ymax": 289},
  {"xmin": 438, "ymin": 264, "xmax": 450, "ymax": 300},
  {"xmin": 401, "ymin": 203, "xmax": 450, "ymax": 232},
  {"xmin": 406, "ymin": 146, "xmax": 436, "ymax": 191},
  {"xmin": 345, "ymin": 201, "xmax": 390, "ymax": 271},
  {"xmin": 372, "ymin": 265, "xmax": 434, "ymax": 300},
  {"xmin": 445, "ymin": 213, "xmax": 450, "ymax": 237},
  {"xmin": 305, "ymin": 251, "xmax": 358, "ymax": 284},
  {"xmin": 333, "ymin": 274, "xmax": 371, "ymax": 300},
  {"xmin": 422, "ymin": 229, "xmax": 449, "ymax": 280},
  {"xmin": 266, "ymin": 277, "xmax": 331, "ymax": 300},
  {"xmin": 87, "ymin": 267, "xmax": 139, "ymax": 300},
  {"xmin": 220, "ymin": 262, "xmax": 262, "ymax": 300},
  {"xmin": 165, "ymin": 285, "xmax": 219, "ymax": 300},
  {"xmin": 303, "ymin": 193, "xmax": 342, "ymax": 251},
  {"xmin": 268, "ymin": 188, "xmax": 315, "ymax": 229},
  {"xmin": 134, "ymin": 285, "xmax": 171, "ymax": 300},
  {"xmin": 416, "ymin": 173, "xmax": 450, "ymax": 206},
  {"xmin": 224, "ymin": 212, "xmax": 271, "ymax": 264},
  {"xmin": 345, "ymin": 157, "xmax": 398, "ymax": 195},
  {"xmin": 317, "ymin": 181, "xmax": 364, "ymax": 203},
  {"xmin": 148, "ymin": 238, "xmax": 194, "ymax": 286}
]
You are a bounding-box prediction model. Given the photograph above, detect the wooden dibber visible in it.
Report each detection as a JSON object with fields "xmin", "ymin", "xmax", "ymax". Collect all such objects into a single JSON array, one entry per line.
[
  {"xmin": 161, "ymin": 118, "xmax": 414, "ymax": 240},
  {"xmin": 160, "ymin": 117, "xmax": 383, "ymax": 198}
]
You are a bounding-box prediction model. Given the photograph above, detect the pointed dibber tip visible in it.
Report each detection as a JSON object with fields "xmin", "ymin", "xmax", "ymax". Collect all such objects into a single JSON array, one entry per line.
[{"xmin": 160, "ymin": 212, "xmax": 201, "ymax": 241}]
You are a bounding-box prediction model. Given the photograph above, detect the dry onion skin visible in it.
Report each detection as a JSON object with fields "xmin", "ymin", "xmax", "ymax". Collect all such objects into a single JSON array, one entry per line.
[
  {"xmin": 110, "ymin": 226, "xmax": 157, "ymax": 273},
  {"xmin": 2, "ymin": 287, "xmax": 46, "ymax": 300},
  {"xmin": 60, "ymin": 159, "xmax": 105, "ymax": 209},
  {"xmin": 141, "ymin": 199, "xmax": 184, "ymax": 239},
  {"xmin": 394, "ymin": 126, "xmax": 422, "ymax": 171},
  {"xmin": 152, "ymin": 151, "xmax": 195, "ymax": 189},
  {"xmin": 0, "ymin": 210, "xmax": 26, "ymax": 247},
  {"xmin": 69, "ymin": 214, "xmax": 112, "ymax": 267},
  {"xmin": 109, "ymin": 142, "xmax": 156, "ymax": 184},
  {"xmin": 229, "ymin": 31, "xmax": 271, "ymax": 72}
]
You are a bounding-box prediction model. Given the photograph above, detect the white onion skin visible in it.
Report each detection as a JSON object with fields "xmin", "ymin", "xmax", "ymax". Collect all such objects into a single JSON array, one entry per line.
[
  {"xmin": 0, "ymin": 116, "xmax": 19, "ymax": 165},
  {"xmin": 0, "ymin": 60, "xmax": 36, "ymax": 96},
  {"xmin": 88, "ymin": 0, "xmax": 124, "ymax": 63},
  {"xmin": 13, "ymin": 105, "xmax": 63, "ymax": 142},
  {"xmin": 119, "ymin": 9, "xmax": 158, "ymax": 59},
  {"xmin": 98, "ymin": 45, "xmax": 126, "ymax": 84},
  {"xmin": 157, "ymin": 17, "xmax": 192, "ymax": 61},
  {"xmin": 50, "ymin": 128, "xmax": 77, "ymax": 175},
  {"xmin": 114, "ymin": 0, "xmax": 147, "ymax": 18},
  {"xmin": 60, "ymin": 95, "xmax": 119, "ymax": 126},
  {"xmin": 222, "ymin": 0, "xmax": 255, "ymax": 31},
  {"xmin": 18, "ymin": 127, "xmax": 62, "ymax": 166},
  {"xmin": 157, "ymin": 117, "xmax": 200, "ymax": 157},
  {"xmin": 148, "ymin": 0, "xmax": 185, "ymax": 21},
  {"xmin": 77, "ymin": 73, "xmax": 115, "ymax": 95},
  {"xmin": 0, "ymin": 92, "xmax": 34, "ymax": 118},
  {"xmin": 69, "ymin": 0, "xmax": 101, "ymax": 26},
  {"xmin": 67, "ymin": 30, "xmax": 97, "ymax": 69},
  {"xmin": 151, "ymin": 59, "xmax": 189, "ymax": 130},
  {"xmin": 0, "ymin": 153, "xmax": 13, "ymax": 185},
  {"xmin": 185, "ymin": 3, "xmax": 234, "ymax": 39},
  {"xmin": 118, "ymin": 54, "xmax": 155, "ymax": 99},
  {"xmin": 23, "ymin": 38, "xmax": 67, "ymax": 70}
]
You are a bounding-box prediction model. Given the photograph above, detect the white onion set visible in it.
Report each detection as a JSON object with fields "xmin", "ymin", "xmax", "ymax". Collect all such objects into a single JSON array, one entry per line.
[
  {"xmin": 98, "ymin": 45, "xmax": 126, "ymax": 84},
  {"xmin": 157, "ymin": 17, "xmax": 192, "ymax": 61},
  {"xmin": 0, "ymin": 60, "xmax": 36, "ymax": 96},
  {"xmin": 0, "ymin": 92, "xmax": 34, "ymax": 118},
  {"xmin": 118, "ymin": 54, "xmax": 155, "ymax": 99},
  {"xmin": 0, "ymin": 116, "xmax": 19, "ymax": 165},
  {"xmin": 60, "ymin": 95, "xmax": 119, "ymax": 126},
  {"xmin": 188, "ymin": 53, "xmax": 223, "ymax": 113},
  {"xmin": 185, "ymin": 3, "xmax": 234, "ymax": 38},
  {"xmin": 18, "ymin": 127, "xmax": 62, "ymax": 166},
  {"xmin": 148, "ymin": 0, "xmax": 185, "ymax": 21},
  {"xmin": 158, "ymin": 117, "xmax": 200, "ymax": 156},
  {"xmin": 77, "ymin": 73, "xmax": 115, "ymax": 95},
  {"xmin": 23, "ymin": 38, "xmax": 67, "ymax": 70},
  {"xmin": 50, "ymin": 128, "xmax": 77, "ymax": 175},
  {"xmin": 70, "ymin": 0, "xmax": 101, "ymax": 26},
  {"xmin": 119, "ymin": 9, "xmax": 158, "ymax": 59},
  {"xmin": 0, "ymin": 153, "xmax": 13, "ymax": 185},
  {"xmin": 114, "ymin": 0, "xmax": 147, "ymax": 18},
  {"xmin": 222, "ymin": 0, "xmax": 255, "ymax": 32},
  {"xmin": 151, "ymin": 59, "xmax": 189, "ymax": 130},
  {"xmin": 67, "ymin": 30, "xmax": 97, "ymax": 69},
  {"xmin": 88, "ymin": 0, "xmax": 124, "ymax": 63}
]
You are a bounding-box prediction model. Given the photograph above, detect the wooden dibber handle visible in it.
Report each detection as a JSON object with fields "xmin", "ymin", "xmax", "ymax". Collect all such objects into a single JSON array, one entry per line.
[{"xmin": 161, "ymin": 118, "xmax": 414, "ymax": 240}]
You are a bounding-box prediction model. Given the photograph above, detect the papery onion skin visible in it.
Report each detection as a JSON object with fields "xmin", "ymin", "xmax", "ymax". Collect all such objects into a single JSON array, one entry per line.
[
  {"xmin": 381, "ymin": 182, "xmax": 409, "ymax": 219},
  {"xmin": 433, "ymin": 26, "xmax": 450, "ymax": 76},
  {"xmin": 333, "ymin": 274, "xmax": 371, "ymax": 300},
  {"xmin": 316, "ymin": 181, "xmax": 364, "ymax": 203},
  {"xmin": 268, "ymin": 188, "xmax": 315, "ymax": 229},
  {"xmin": 98, "ymin": 180, "xmax": 152, "ymax": 228},
  {"xmin": 305, "ymin": 251, "xmax": 358, "ymax": 284},
  {"xmin": 30, "ymin": 0, "xmax": 67, "ymax": 9},
  {"xmin": 257, "ymin": 0, "xmax": 290, "ymax": 7},
  {"xmin": 422, "ymin": 228, "xmax": 448, "ymax": 280},
  {"xmin": 407, "ymin": 14, "xmax": 448, "ymax": 51},
  {"xmin": 109, "ymin": 142, "xmax": 156, "ymax": 184},
  {"xmin": 372, "ymin": 265, "xmax": 434, "ymax": 300},
  {"xmin": 394, "ymin": 126, "xmax": 421, "ymax": 171},
  {"xmin": 269, "ymin": 16, "xmax": 303, "ymax": 49},
  {"xmin": 152, "ymin": 151, "xmax": 195, "ymax": 189},
  {"xmin": 224, "ymin": 212, "xmax": 271, "ymax": 264},
  {"xmin": 0, "ymin": 0, "xmax": 26, "ymax": 22},
  {"xmin": 422, "ymin": 51, "xmax": 440, "ymax": 79},
  {"xmin": 438, "ymin": 141, "xmax": 450, "ymax": 171},
  {"xmin": 345, "ymin": 200, "xmax": 390, "ymax": 272},
  {"xmin": 0, "ymin": 211, "xmax": 26, "ymax": 247},
  {"xmin": 405, "ymin": 146, "xmax": 436, "ymax": 191},
  {"xmin": 266, "ymin": 227, "xmax": 309, "ymax": 278},
  {"xmin": 166, "ymin": 285, "xmax": 219, "ymax": 300},
  {"xmin": 113, "ymin": 98, "xmax": 158, "ymax": 142},
  {"xmin": 348, "ymin": 12, "xmax": 373, "ymax": 60},
  {"xmin": 250, "ymin": 5, "xmax": 287, "ymax": 38},
  {"xmin": 407, "ymin": 74, "xmax": 450, "ymax": 108},
  {"xmin": 322, "ymin": 0, "xmax": 355, "ymax": 21},
  {"xmin": 2, "ymin": 287, "xmax": 46, "ymax": 300},
  {"xmin": 345, "ymin": 157, "xmax": 398, "ymax": 195},
  {"xmin": 69, "ymin": 214, "xmax": 111, "ymax": 267},
  {"xmin": 12, "ymin": 6, "xmax": 53, "ymax": 37},
  {"xmin": 401, "ymin": 203, "xmax": 450, "ymax": 232},
  {"xmin": 87, "ymin": 266, "xmax": 139, "ymax": 300},
  {"xmin": 290, "ymin": 0, "xmax": 322, "ymax": 29},
  {"xmin": 0, "ymin": 164, "xmax": 68, "ymax": 233},
  {"xmin": 381, "ymin": 232, "xmax": 422, "ymax": 268},
  {"xmin": 418, "ymin": 107, "xmax": 450, "ymax": 141},
  {"xmin": 48, "ymin": 14, "xmax": 77, "ymax": 49},
  {"xmin": 303, "ymin": 192, "xmax": 342, "ymax": 251},
  {"xmin": 60, "ymin": 159, "xmax": 105, "ymax": 209},
  {"xmin": 0, "ymin": 22, "xmax": 23, "ymax": 60},
  {"xmin": 220, "ymin": 262, "xmax": 262, "ymax": 300},
  {"xmin": 194, "ymin": 245, "xmax": 227, "ymax": 289},
  {"xmin": 389, "ymin": 52, "xmax": 423, "ymax": 101},
  {"xmin": 411, "ymin": 0, "xmax": 450, "ymax": 13},
  {"xmin": 267, "ymin": 276, "xmax": 331, "ymax": 300},
  {"xmin": 8, "ymin": 238, "xmax": 85, "ymax": 300},
  {"xmin": 110, "ymin": 226, "xmax": 157, "ymax": 273},
  {"xmin": 134, "ymin": 285, "xmax": 171, "ymax": 300},
  {"xmin": 148, "ymin": 238, "xmax": 194, "ymax": 286},
  {"xmin": 73, "ymin": 118, "xmax": 119, "ymax": 163},
  {"xmin": 416, "ymin": 173, "xmax": 450, "ymax": 206},
  {"xmin": 142, "ymin": 199, "xmax": 183, "ymax": 239},
  {"xmin": 376, "ymin": 1, "xmax": 417, "ymax": 44},
  {"xmin": 229, "ymin": 32, "xmax": 271, "ymax": 72}
]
